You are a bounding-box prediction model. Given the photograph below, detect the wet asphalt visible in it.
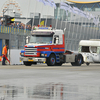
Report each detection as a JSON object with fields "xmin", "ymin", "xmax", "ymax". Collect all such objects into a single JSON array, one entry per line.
[{"xmin": 0, "ymin": 62, "xmax": 100, "ymax": 100}]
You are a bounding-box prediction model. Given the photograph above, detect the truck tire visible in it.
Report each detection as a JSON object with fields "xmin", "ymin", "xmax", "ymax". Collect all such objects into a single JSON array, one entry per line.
[
  {"xmin": 46, "ymin": 54, "xmax": 56, "ymax": 66},
  {"xmin": 23, "ymin": 61, "xmax": 32, "ymax": 66},
  {"xmin": 86, "ymin": 63, "xmax": 90, "ymax": 66},
  {"xmin": 71, "ymin": 54, "xmax": 83, "ymax": 66},
  {"xmin": 71, "ymin": 62, "xmax": 77, "ymax": 66},
  {"xmin": 33, "ymin": 62, "xmax": 37, "ymax": 65},
  {"xmin": 55, "ymin": 62, "xmax": 62, "ymax": 66}
]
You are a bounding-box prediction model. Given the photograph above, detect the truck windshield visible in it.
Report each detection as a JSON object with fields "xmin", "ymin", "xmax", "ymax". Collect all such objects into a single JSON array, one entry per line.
[{"xmin": 29, "ymin": 35, "xmax": 53, "ymax": 44}]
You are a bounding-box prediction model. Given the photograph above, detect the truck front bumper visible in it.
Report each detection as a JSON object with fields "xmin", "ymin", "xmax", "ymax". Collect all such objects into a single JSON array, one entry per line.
[{"xmin": 20, "ymin": 57, "xmax": 46, "ymax": 63}]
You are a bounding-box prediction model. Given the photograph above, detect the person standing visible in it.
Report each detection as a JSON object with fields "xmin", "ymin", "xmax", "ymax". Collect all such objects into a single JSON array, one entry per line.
[{"xmin": 2, "ymin": 44, "xmax": 8, "ymax": 65}]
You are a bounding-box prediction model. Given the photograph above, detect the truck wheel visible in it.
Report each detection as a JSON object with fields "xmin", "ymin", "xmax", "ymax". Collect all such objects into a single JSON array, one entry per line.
[
  {"xmin": 33, "ymin": 62, "xmax": 37, "ymax": 65},
  {"xmin": 71, "ymin": 62, "xmax": 76, "ymax": 66},
  {"xmin": 77, "ymin": 55, "xmax": 82, "ymax": 66},
  {"xmin": 71, "ymin": 54, "xmax": 83, "ymax": 66},
  {"xmin": 86, "ymin": 63, "xmax": 90, "ymax": 66},
  {"xmin": 46, "ymin": 54, "xmax": 56, "ymax": 66},
  {"xmin": 55, "ymin": 62, "xmax": 62, "ymax": 66},
  {"xmin": 76, "ymin": 54, "xmax": 83, "ymax": 66},
  {"xmin": 23, "ymin": 61, "xmax": 32, "ymax": 66}
]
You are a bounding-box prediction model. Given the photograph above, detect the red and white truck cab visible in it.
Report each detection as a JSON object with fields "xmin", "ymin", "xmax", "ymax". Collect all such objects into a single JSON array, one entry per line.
[{"xmin": 20, "ymin": 27, "xmax": 83, "ymax": 66}]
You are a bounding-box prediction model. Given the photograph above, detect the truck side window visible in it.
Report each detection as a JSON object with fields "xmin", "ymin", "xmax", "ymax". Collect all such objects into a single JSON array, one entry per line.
[
  {"xmin": 90, "ymin": 46, "xmax": 97, "ymax": 53},
  {"xmin": 54, "ymin": 35, "xmax": 59, "ymax": 44}
]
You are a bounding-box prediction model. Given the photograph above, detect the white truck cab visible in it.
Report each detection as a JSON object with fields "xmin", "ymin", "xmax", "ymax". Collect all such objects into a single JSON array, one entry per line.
[{"xmin": 78, "ymin": 39, "xmax": 100, "ymax": 65}]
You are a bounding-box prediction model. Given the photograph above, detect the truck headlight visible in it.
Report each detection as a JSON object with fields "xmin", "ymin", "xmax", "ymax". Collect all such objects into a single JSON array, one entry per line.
[
  {"xmin": 41, "ymin": 54, "xmax": 47, "ymax": 57},
  {"xmin": 41, "ymin": 54, "xmax": 45, "ymax": 56},
  {"xmin": 20, "ymin": 53, "xmax": 24, "ymax": 56}
]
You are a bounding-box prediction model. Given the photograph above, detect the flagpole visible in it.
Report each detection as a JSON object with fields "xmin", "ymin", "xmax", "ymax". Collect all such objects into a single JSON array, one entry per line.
[
  {"xmin": 87, "ymin": 16, "xmax": 91, "ymax": 40},
  {"xmin": 95, "ymin": 16, "xmax": 99, "ymax": 39},
  {"xmin": 79, "ymin": 11, "xmax": 86, "ymax": 40},
  {"xmin": 97, "ymin": 16, "xmax": 99, "ymax": 39},
  {"xmin": 60, "ymin": 0, "xmax": 65, "ymax": 30},
  {"xmin": 55, "ymin": 0, "xmax": 61, "ymax": 29},
  {"xmin": 86, "ymin": 11, "xmax": 89, "ymax": 40},
  {"xmin": 86, "ymin": 11, "xmax": 93, "ymax": 40},
  {"xmin": 90, "ymin": 18, "xmax": 93, "ymax": 39},
  {"xmin": 76, "ymin": 14, "xmax": 81, "ymax": 37},
  {"xmin": 45, "ymin": 6, "xmax": 49, "ymax": 27},
  {"xmin": 93, "ymin": 16, "xmax": 96, "ymax": 39},
  {"xmin": 65, "ymin": 11, "xmax": 68, "ymax": 29},
  {"xmin": 94, "ymin": 24, "xmax": 96, "ymax": 39},
  {"xmin": 67, "ymin": 3, "xmax": 73, "ymax": 51},
  {"xmin": 24, "ymin": 0, "xmax": 31, "ymax": 35},
  {"xmin": 31, "ymin": 1, "xmax": 38, "ymax": 32},
  {"xmin": 60, "ymin": 9, "xmax": 65, "ymax": 29},
  {"xmin": 80, "ymin": 16, "xmax": 85, "ymax": 39},
  {"xmin": 72, "ymin": 12, "xmax": 76, "ymax": 33},
  {"xmin": 39, "ymin": 4, "xmax": 44, "ymax": 26},
  {"xmin": 67, "ymin": 3, "xmax": 72, "ymax": 32}
]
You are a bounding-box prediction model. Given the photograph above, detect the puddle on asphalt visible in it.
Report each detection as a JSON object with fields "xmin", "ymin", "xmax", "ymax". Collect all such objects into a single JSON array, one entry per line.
[{"xmin": 0, "ymin": 83, "xmax": 100, "ymax": 100}]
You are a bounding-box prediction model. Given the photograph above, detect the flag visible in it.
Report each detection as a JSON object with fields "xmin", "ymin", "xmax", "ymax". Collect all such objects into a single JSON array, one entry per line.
[
  {"xmin": 94, "ymin": 17, "xmax": 99, "ymax": 25},
  {"xmin": 44, "ymin": 0, "xmax": 52, "ymax": 6},
  {"xmin": 90, "ymin": 14, "xmax": 94, "ymax": 19},
  {"xmin": 68, "ymin": 5, "xmax": 75, "ymax": 13},
  {"xmin": 11, "ymin": 18, "xmax": 15, "ymax": 21},
  {"xmin": 73, "ymin": 7, "xmax": 80, "ymax": 14},
  {"xmin": 83, "ymin": 12, "xmax": 87, "ymax": 18},
  {"xmin": 60, "ymin": 2, "xmax": 72, "ymax": 12},
  {"xmin": 86, "ymin": 12, "xmax": 91, "ymax": 20},
  {"xmin": 73, "ymin": 7, "xmax": 88, "ymax": 18},
  {"xmin": 40, "ymin": 20, "xmax": 44, "ymax": 26},
  {"xmin": 50, "ymin": 0, "xmax": 56, "ymax": 9},
  {"xmin": 80, "ymin": 10, "xmax": 86, "ymax": 18},
  {"xmin": 42, "ymin": 0, "xmax": 56, "ymax": 9},
  {"xmin": 37, "ymin": 0, "xmax": 46, "ymax": 5},
  {"xmin": 60, "ymin": 5, "xmax": 68, "ymax": 11},
  {"xmin": 60, "ymin": 2, "xmax": 75, "ymax": 13}
]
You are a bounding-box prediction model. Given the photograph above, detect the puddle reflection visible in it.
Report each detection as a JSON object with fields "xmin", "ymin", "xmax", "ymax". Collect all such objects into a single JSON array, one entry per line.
[{"xmin": 0, "ymin": 83, "xmax": 100, "ymax": 100}]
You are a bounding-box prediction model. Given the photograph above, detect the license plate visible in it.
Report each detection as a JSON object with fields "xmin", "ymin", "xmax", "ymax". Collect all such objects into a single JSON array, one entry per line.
[
  {"xmin": 28, "ymin": 60, "xmax": 33, "ymax": 61},
  {"xmin": 28, "ymin": 58, "xmax": 33, "ymax": 61}
]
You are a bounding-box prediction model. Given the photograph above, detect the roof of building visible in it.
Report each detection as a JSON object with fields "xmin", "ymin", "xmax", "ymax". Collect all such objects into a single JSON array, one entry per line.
[{"xmin": 66, "ymin": 0, "xmax": 100, "ymax": 4}]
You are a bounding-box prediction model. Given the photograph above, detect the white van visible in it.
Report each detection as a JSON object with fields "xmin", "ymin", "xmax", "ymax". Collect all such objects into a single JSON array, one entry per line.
[{"xmin": 78, "ymin": 39, "xmax": 100, "ymax": 65}]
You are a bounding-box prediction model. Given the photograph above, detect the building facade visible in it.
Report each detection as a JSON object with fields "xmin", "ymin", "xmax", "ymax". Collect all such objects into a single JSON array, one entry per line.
[{"xmin": 54, "ymin": 2, "xmax": 100, "ymax": 24}]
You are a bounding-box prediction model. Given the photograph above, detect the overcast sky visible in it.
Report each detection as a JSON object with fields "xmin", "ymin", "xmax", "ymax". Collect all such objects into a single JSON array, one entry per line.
[{"xmin": 0, "ymin": 0, "xmax": 99, "ymax": 18}]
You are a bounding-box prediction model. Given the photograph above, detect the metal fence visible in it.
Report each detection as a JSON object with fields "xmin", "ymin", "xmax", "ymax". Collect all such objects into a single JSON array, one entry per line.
[
  {"xmin": 0, "ymin": 25, "xmax": 30, "ymax": 35},
  {"xmin": 52, "ymin": 20, "xmax": 100, "ymax": 52},
  {"xmin": 0, "ymin": 25, "xmax": 31, "ymax": 49},
  {"xmin": 64, "ymin": 22, "xmax": 100, "ymax": 52}
]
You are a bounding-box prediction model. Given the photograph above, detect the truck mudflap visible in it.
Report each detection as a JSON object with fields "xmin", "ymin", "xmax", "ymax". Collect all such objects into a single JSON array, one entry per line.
[{"xmin": 20, "ymin": 57, "xmax": 46, "ymax": 63}]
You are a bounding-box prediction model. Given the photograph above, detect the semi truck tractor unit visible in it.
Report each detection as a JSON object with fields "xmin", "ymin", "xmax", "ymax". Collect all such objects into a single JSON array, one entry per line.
[{"xmin": 20, "ymin": 27, "xmax": 83, "ymax": 66}]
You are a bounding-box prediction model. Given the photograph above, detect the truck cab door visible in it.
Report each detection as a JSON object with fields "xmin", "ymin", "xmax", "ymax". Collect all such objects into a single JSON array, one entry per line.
[{"xmin": 90, "ymin": 46, "xmax": 100, "ymax": 62}]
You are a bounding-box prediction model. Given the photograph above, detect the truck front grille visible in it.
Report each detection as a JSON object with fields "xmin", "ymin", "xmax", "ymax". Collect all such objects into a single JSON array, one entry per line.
[{"xmin": 25, "ymin": 47, "xmax": 37, "ymax": 55}]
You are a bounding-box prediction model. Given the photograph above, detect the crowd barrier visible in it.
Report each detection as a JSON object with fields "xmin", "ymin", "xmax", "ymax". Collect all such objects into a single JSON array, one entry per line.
[{"xmin": 0, "ymin": 25, "xmax": 31, "ymax": 35}]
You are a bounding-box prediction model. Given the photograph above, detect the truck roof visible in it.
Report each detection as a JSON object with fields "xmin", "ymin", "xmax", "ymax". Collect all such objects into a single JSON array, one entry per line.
[
  {"xmin": 79, "ymin": 40, "xmax": 100, "ymax": 46},
  {"xmin": 31, "ymin": 29, "xmax": 64, "ymax": 35}
]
